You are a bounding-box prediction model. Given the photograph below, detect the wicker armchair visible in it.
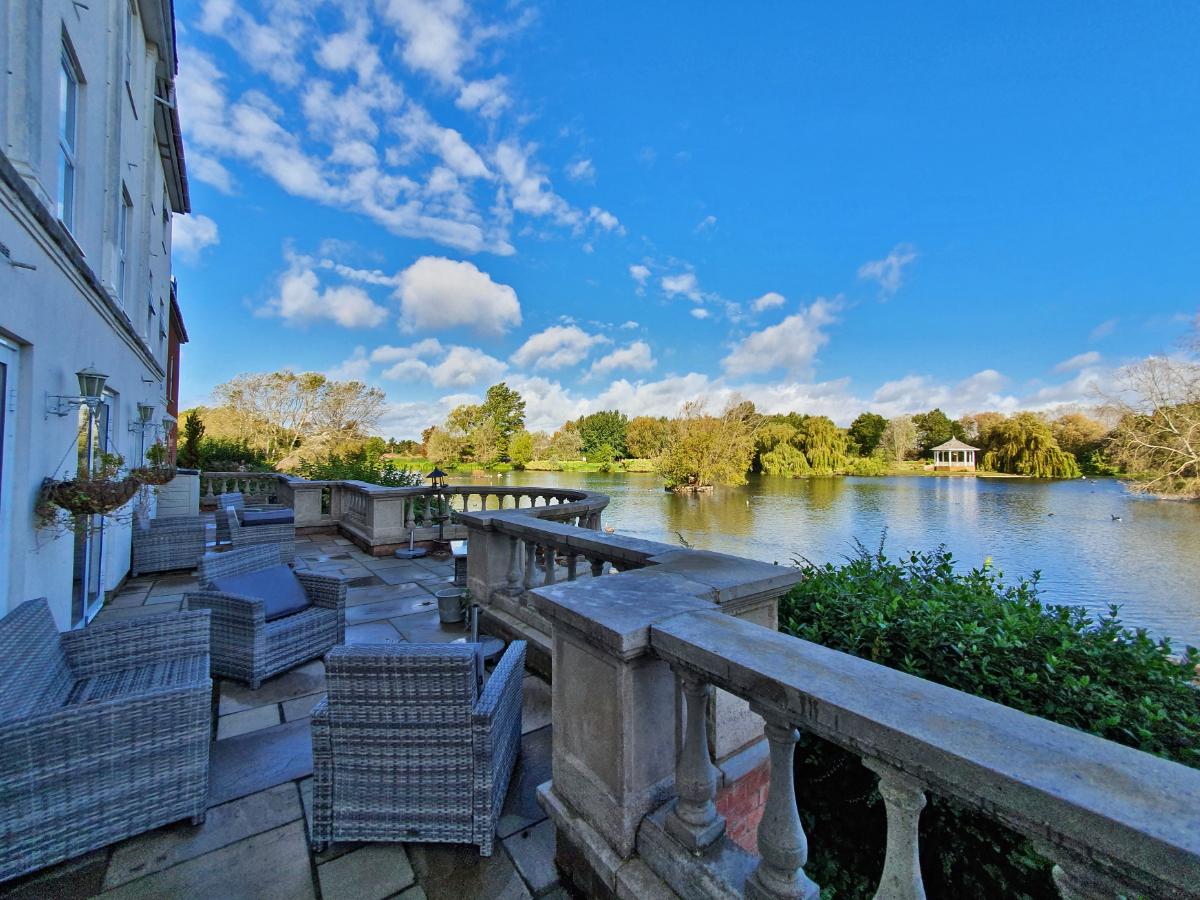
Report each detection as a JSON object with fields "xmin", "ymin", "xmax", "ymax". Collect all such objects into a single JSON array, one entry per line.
[
  {"xmin": 187, "ymin": 546, "xmax": 346, "ymax": 688},
  {"xmin": 311, "ymin": 640, "xmax": 526, "ymax": 857},
  {"xmin": 131, "ymin": 515, "xmax": 207, "ymax": 576},
  {"xmin": 213, "ymin": 490, "xmax": 290, "ymax": 545},
  {"xmin": 223, "ymin": 507, "xmax": 295, "ymax": 564},
  {"xmin": 0, "ymin": 599, "xmax": 211, "ymax": 882}
]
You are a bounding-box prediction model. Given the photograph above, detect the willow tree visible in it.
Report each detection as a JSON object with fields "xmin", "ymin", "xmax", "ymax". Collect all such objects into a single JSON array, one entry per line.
[
  {"xmin": 794, "ymin": 415, "xmax": 850, "ymax": 474},
  {"xmin": 982, "ymin": 413, "xmax": 1080, "ymax": 478},
  {"xmin": 658, "ymin": 401, "xmax": 757, "ymax": 492},
  {"xmin": 760, "ymin": 443, "xmax": 811, "ymax": 477}
]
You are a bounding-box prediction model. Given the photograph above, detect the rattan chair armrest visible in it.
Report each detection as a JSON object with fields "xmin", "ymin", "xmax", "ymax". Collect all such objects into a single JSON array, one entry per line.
[
  {"xmin": 294, "ymin": 571, "xmax": 348, "ymax": 611},
  {"xmin": 472, "ymin": 641, "xmax": 526, "ymax": 725},
  {"xmin": 184, "ymin": 590, "xmax": 267, "ymax": 627}
]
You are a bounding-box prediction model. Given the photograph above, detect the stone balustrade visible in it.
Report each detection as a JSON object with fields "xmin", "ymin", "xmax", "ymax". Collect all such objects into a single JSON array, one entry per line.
[
  {"xmin": 528, "ymin": 570, "xmax": 1200, "ymax": 900},
  {"xmin": 199, "ymin": 471, "xmax": 282, "ymax": 506}
]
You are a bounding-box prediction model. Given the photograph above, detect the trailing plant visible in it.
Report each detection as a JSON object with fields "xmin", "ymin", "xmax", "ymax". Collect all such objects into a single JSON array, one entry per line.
[
  {"xmin": 779, "ymin": 537, "xmax": 1199, "ymax": 898},
  {"xmin": 36, "ymin": 453, "xmax": 141, "ymax": 527},
  {"xmin": 130, "ymin": 441, "xmax": 176, "ymax": 485}
]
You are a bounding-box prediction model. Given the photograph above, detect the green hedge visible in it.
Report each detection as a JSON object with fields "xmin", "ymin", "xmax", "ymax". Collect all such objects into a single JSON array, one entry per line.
[{"xmin": 779, "ymin": 538, "xmax": 1199, "ymax": 898}]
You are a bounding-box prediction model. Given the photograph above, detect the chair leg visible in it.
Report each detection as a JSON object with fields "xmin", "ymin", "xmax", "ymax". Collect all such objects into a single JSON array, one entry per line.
[
  {"xmin": 311, "ymin": 840, "xmax": 328, "ymax": 854},
  {"xmin": 190, "ymin": 813, "xmax": 206, "ymax": 826}
]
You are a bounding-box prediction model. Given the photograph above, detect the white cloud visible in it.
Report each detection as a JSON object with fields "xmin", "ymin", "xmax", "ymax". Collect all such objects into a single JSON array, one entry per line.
[
  {"xmin": 1090, "ymin": 318, "xmax": 1118, "ymax": 340},
  {"xmin": 395, "ymin": 256, "xmax": 521, "ymax": 335},
  {"xmin": 629, "ymin": 265, "xmax": 650, "ymax": 294},
  {"xmin": 661, "ymin": 271, "xmax": 703, "ymax": 302},
  {"xmin": 510, "ymin": 325, "xmax": 606, "ymax": 370},
  {"xmin": 695, "ymin": 214, "xmax": 717, "ymax": 233},
  {"xmin": 188, "ymin": 154, "xmax": 234, "ymax": 193},
  {"xmin": 172, "ymin": 213, "xmax": 220, "ymax": 262},
  {"xmin": 690, "ymin": 308, "xmax": 710, "ymax": 320},
  {"xmin": 858, "ymin": 244, "xmax": 918, "ymax": 297},
  {"xmin": 566, "ymin": 158, "xmax": 595, "ymax": 182},
  {"xmin": 493, "ymin": 140, "xmax": 578, "ymax": 226},
  {"xmin": 1054, "ymin": 351, "xmax": 1102, "ymax": 373},
  {"xmin": 456, "ymin": 76, "xmax": 510, "ymax": 119},
  {"xmin": 261, "ymin": 263, "xmax": 389, "ymax": 328},
  {"xmin": 327, "ymin": 346, "xmax": 371, "ymax": 381},
  {"xmin": 620, "ymin": 320, "xmax": 639, "ymax": 329},
  {"xmin": 588, "ymin": 341, "xmax": 656, "ymax": 378},
  {"xmin": 587, "ymin": 206, "xmax": 623, "ymax": 234},
  {"xmin": 377, "ymin": 340, "xmax": 506, "ymax": 388},
  {"xmin": 722, "ymin": 298, "xmax": 840, "ymax": 377},
  {"xmin": 751, "ymin": 291, "xmax": 786, "ymax": 312}
]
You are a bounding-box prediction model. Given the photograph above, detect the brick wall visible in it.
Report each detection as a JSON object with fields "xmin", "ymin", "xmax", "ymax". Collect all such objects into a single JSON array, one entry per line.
[{"xmin": 715, "ymin": 756, "xmax": 770, "ymax": 853}]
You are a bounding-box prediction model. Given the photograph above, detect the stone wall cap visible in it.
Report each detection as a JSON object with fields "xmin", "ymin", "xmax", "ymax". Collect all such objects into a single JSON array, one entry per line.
[
  {"xmin": 645, "ymin": 550, "xmax": 803, "ymax": 603},
  {"xmin": 530, "ymin": 576, "xmax": 713, "ymax": 658}
]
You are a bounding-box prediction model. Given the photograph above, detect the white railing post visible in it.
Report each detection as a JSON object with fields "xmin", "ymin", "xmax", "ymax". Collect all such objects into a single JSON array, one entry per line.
[
  {"xmin": 864, "ymin": 758, "xmax": 926, "ymax": 900},
  {"xmin": 507, "ymin": 536, "xmax": 522, "ymax": 591},
  {"xmin": 746, "ymin": 711, "xmax": 819, "ymax": 900},
  {"xmin": 665, "ymin": 669, "xmax": 725, "ymax": 852}
]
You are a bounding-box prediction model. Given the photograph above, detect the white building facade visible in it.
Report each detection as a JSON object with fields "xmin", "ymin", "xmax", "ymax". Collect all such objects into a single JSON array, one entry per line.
[{"xmin": 0, "ymin": 0, "xmax": 190, "ymax": 627}]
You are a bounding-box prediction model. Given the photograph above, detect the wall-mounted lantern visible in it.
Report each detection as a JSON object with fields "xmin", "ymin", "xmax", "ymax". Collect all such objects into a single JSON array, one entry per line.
[{"xmin": 45, "ymin": 366, "xmax": 109, "ymax": 418}]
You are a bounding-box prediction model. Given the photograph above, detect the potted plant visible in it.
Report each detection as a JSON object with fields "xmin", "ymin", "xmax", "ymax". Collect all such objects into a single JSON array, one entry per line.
[{"xmin": 36, "ymin": 452, "xmax": 141, "ymax": 526}]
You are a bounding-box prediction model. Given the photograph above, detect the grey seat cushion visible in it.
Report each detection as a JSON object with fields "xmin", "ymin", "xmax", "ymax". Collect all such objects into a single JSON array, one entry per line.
[
  {"xmin": 209, "ymin": 565, "xmax": 311, "ymax": 621},
  {"xmin": 241, "ymin": 509, "xmax": 295, "ymax": 527}
]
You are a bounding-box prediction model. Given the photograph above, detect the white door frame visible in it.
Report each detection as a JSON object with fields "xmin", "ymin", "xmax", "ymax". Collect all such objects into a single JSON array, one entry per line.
[{"xmin": 0, "ymin": 338, "xmax": 18, "ymax": 613}]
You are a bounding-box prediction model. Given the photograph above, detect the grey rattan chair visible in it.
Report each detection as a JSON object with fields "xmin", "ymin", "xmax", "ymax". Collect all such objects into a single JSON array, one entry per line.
[
  {"xmin": 131, "ymin": 515, "xmax": 207, "ymax": 576},
  {"xmin": 187, "ymin": 546, "xmax": 346, "ymax": 688},
  {"xmin": 311, "ymin": 640, "xmax": 526, "ymax": 856},
  {"xmin": 223, "ymin": 507, "xmax": 295, "ymax": 564},
  {"xmin": 0, "ymin": 599, "xmax": 211, "ymax": 882},
  {"xmin": 213, "ymin": 490, "xmax": 290, "ymax": 545}
]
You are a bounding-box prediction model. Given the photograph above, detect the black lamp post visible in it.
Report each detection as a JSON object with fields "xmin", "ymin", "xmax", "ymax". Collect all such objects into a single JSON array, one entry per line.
[{"xmin": 426, "ymin": 467, "xmax": 451, "ymax": 556}]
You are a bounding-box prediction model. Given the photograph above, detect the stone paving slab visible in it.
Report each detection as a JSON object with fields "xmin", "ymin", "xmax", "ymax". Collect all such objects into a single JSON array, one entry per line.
[
  {"xmin": 218, "ymin": 661, "xmax": 326, "ymax": 715},
  {"xmin": 0, "ymin": 848, "xmax": 108, "ymax": 899},
  {"xmin": 496, "ymin": 726, "xmax": 553, "ymax": 840},
  {"xmin": 345, "ymin": 621, "xmax": 404, "ymax": 644},
  {"xmin": 97, "ymin": 821, "xmax": 314, "ymax": 900},
  {"xmin": 281, "ymin": 691, "xmax": 325, "ymax": 722},
  {"xmin": 103, "ymin": 783, "xmax": 302, "ymax": 890},
  {"xmin": 208, "ymin": 720, "xmax": 313, "ymax": 807},
  {"xmin": 502, "ymin": 819, "xmax": 559, "ymax": 897},
  {"xmin": 377, "ymin": 567, "xmax": 445, "ymax": 585},
  {"xmin": 407, "ymin": 843, "xmax": 532, "ymax": 900},
  {"xmin": 522, "ymin": 676, "xmax": 552, "ymax": 735},
  {"xmin": 389, "ymin": 613, "xmax": 470, "ymax": 643},
  {"xmin": 346, "ymin": 595, "xmax": 439, "ymax": 624},
  {"xmin": 317, "ymin": 845, "xmax": 416, "ymax": 900},
  {"xmin": 217, "ymin": 704, "xmax": 281, "ymax": 740}
]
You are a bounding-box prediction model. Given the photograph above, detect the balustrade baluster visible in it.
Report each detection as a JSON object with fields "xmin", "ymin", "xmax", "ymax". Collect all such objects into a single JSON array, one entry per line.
[
  {"xmin": 542, "ymin": 546, "xmax": 557, "ymax": 585},
  {"xmin": 507, "ymin": 537, "xmax": 523, "ymax": 590},
  {"xmin": 524, "ymin": 541, "xmax": 537, "ymax": 590},
  {"xmin": 566, "ymin": 554, "xmax": 578, "ymax": 581},
  {"xmin": 590, "ymin": 558, "xmax": 604, "ymax": 578},
  {"xmin": 405, "ymin": 497, "xmax": 416, "ymax": 529},
  {"xmin": 746, "ymin": 710, "xmax": 819, "ymax": 900},
  {"xmin": 863, "ymin": 759, "xmax": 926, "ymax": 900},
  {"xmin": 665, "ymin": 670, "xmax": 725, "ymax": 851}
]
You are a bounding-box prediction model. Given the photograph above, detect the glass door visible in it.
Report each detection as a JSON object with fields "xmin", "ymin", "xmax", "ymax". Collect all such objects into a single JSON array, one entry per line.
[
  {"xmin": 71, "ymin": 396, "xmax": 111, "ymax": 627},
  {"xmin": 0, "ymin": 339, "xmax": 17, "ymax": 611}
]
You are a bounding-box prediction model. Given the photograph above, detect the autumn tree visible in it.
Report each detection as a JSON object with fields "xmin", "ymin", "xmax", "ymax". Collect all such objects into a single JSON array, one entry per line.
[
  {"xmin": 1106, "ymin": 354, "xmax": 1200, "ymax": 497},
  {"xmin": 1051, "ymin": 412, "xmax": 1110, "ymax": 462},
  {"xmin": 847, "ymin": 412, "xmax": 887, "ymax": 457},
  {"xmin": 625, "ymin": 415, "xmax": 672, "ymax": 459},
  {"xmin": 981, "ymin": 413, "xmax": 1081, "ymax": 478},
  {"xmin": 657, "ymin": 401, "xmax": 757, "ymax": 491},
  {"xmin": 548, "ymin": 422, "xmax": 583, "ymax": 460},
  {"xmin": 959, "ymin": 411, "xmax": 1006, "ymax": 447},
  {"xmin": 878, "ymin": 416, "xmax": 919, "ymax": 463},
  {"xmin": 424, "ymin": 427, "xmax": 463, "ymax": 466}
]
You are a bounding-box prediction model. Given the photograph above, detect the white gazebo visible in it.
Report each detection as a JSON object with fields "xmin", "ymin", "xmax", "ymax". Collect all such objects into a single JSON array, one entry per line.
[{"xmin": 931, "ymin": 437, "xmax": 979, "ymax": 471}]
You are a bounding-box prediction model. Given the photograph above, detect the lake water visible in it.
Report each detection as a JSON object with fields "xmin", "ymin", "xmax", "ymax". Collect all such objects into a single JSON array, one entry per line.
[{"xmin": 456, "ymin": 470, "xmax": 1200, "ymax": 648}]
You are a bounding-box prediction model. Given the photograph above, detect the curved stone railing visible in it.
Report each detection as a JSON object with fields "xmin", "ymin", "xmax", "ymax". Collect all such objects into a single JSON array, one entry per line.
[
  {"xmin": 199, "ymin": 471, "xmax": 282, "ymax": 506},
  {"xmin": 528, "ymin": 569, "xmax": 1200, "ymax": 900}
]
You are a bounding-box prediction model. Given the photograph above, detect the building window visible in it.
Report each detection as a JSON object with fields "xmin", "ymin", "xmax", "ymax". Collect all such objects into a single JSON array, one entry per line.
[
  {"xmin": 124, "ymin": 2, "xmax": 136, "ymax": 89},
  {"xmin": 117, "ymin": 187, "xmax": 132, "ymax": 306},
  {"xmin": 57, "ymin": 44, "xmax": 80, "ymax": 231},
  {"xmin": 146, "ymin": 278, "xmax": 155, "ymax": 340},
  {"xmin": 158, "ymin": 298, "xmax": 166, "ymax": 352}
]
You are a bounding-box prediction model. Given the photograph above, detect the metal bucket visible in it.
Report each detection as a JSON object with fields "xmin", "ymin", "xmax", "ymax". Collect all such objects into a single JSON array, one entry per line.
[{"xmin": 435, "ymin": 587, "xmax": 466, "ymax": 624}]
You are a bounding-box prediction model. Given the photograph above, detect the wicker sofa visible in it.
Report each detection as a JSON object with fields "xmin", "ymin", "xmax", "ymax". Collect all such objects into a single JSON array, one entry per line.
[
  {"xmin": 223, "ymin": 507, "xmax": 295, "ymax": 564},
  {"xmin": 131, "ymin": 514, "xmax": 207, "ymax": 576},
  {"xmin": 187, "ymin": 546, "xmax": 347, "ymax": 688},
  {"xmin": 213, "ymin": 490, "xmax": 291, "ymax": 546},
  {"xmin": 311, "ymin": 640, "xmax": 526, "ymax": 856},
  {"xmin": 0, "ymin": 599, "xmax": 212, "ymax": 882}
]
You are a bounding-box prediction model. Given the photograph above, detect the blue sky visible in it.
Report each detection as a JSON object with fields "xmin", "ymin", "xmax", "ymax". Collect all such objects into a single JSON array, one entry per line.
[{"xmin": 172, "ymin": 0, "xmax": 1199, "ymax": 436}]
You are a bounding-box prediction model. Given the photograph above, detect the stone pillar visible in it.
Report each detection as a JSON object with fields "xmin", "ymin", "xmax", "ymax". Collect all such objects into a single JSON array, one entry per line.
[
  {"xmin": 665, "ymin": 670, "xmax": 725, "ymax": 851},
  {"xmin": 289, "ymin": 481, "xmax": 326, "ymax": 527},
  {"xmin": 463, "ymin": 517, "xmax": 512, "ymax": 606}
]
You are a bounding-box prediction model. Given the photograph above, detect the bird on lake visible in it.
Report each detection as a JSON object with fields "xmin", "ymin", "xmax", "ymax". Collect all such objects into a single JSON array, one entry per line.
[
  {"xmin": 1047, "ymin": 512, "xmax": 1055, "ymax": 517},
  {"xmin": 1111, "ymin": 514, "xmax": 1123, "ymax": 522}
]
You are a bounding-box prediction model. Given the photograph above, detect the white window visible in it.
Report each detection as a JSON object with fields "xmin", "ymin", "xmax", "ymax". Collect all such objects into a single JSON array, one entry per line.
[
  {"xmin": 124, "ymin": 2, "xmax": 135, "ymax": 88},
  {"xmin": 117, "ymin": 187, "xmax": 132, "ymax": 306},
  {"xmin": 158, "ymin": 298, "xmax": 166, "ymax": 352},
  {"xmin": 57, "ymin": 44, "xmax": 80, "ymax": 231},
  {"xmin": 146, "ymin": 280, "xmax": 155, "ymax": 340}
]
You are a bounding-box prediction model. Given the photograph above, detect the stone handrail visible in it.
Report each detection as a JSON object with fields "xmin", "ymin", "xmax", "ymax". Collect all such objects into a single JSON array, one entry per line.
[
  {"xmin": 199, "ymin": 471, "xmax": 282, "ymax": 506},
  {"xmin": 528, "ymin": 567, "xmax": 1200, "ymax": 900}
]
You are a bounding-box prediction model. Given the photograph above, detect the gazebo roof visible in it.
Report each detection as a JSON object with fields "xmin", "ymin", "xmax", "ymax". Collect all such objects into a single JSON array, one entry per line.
[{"xmin": 931, "ymin": 437, "xmax": 979, "ymax": 452}]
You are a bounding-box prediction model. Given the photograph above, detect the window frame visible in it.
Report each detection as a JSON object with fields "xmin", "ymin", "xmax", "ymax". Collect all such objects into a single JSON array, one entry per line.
[
  {"xmin": 57, "ymin": 40, "xmax": 81, "ymax": 232},
  {"xmin": 117, "ymin": 185, "xmax": 133, "ymax": 306}
]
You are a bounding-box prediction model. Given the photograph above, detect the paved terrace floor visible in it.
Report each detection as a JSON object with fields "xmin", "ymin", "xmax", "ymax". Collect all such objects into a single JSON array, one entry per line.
[{"xmin": 1, "ymin": 533, "xmax": 564, "ymax": 900}]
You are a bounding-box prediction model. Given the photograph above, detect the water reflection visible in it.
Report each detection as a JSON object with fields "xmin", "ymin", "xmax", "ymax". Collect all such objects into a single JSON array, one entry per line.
[{"xmin": 477, "ymin": 470, "xmax": 1200, "ymax": 647}]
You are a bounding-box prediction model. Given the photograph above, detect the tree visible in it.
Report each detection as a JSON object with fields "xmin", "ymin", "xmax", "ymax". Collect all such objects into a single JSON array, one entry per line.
[
  {"xmin": 530, "ymin": 431, "xmax": 552, "ymax": 459},
  {"xmin": 591, "ymin": 443, "xmax": 616, "ymax": 472},
  {"xmin": 847, "ymin": 412, "xmax": 887, "ymax": 457},
  {"xmin": 878, "ymin": 416, "xmax": 919, "ymax": 463},
  {"xmin": 1050, "ymin": 412, "xmax": 1110, "ymax": 461},
  {"xmin": 760, "ymin": 443, "xmax": 810, "ymax": 477},
  {"xmin": 625, "ymin": 416, "xmax": 672, "ymax": 459},
  {"xmin": 548, "ymin": 423, "xmax": 583, "ymax": 460},
  {"xmin": 794, "ymin": 415, "xmax": 850, "ymax": 474},
  {"xmin": 509, "ymin": 430, "xmax": 534, "ymax": 469},
  {"xmin": 982, "ymin": 413, "xmax": 1081, "ymax": 478},
  {"xmin": 481, "ymin": 382, "xmax": 526, "ymax": 455},
  {"xmin": 470, "ymin": 419, "xmax": 502, "ymax": 466},
  {"xmin": 1106, "ymin": 354, "xmax": 1200, "ymax": 497},
  {"xmin": 177, "ymin": 409, "xmax": 205, "ymax": 469},
  {"xmin": 577, "ymin": 410, "xmax": 628, "ymax": 458},
  {"xmin": 959, "ymin": 411, "xmax": 1006, "ymax": 446},
  {"xmin": 912, "ymin": 408, "xmax": 966, "ymax": 455},
  {"xmin": 424, "ymin": 427, "xmax": 463, "ymax": 466},
  {"xmin": 657, "ymin": 401, "xmax": 757, "ymax": 491},
  {"xmin": 753, "ymin": 422, "xmax": 798, "ymax": 471}
]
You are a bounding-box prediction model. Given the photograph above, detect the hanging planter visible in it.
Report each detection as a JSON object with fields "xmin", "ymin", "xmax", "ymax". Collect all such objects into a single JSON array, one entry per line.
[
  {"xmin": 130, "ymin": 465, "xmax": 177, "ymax": 486},
  {"xmin": 35, "ymin": 452, "xmax": 141, "ymax": 528}
]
